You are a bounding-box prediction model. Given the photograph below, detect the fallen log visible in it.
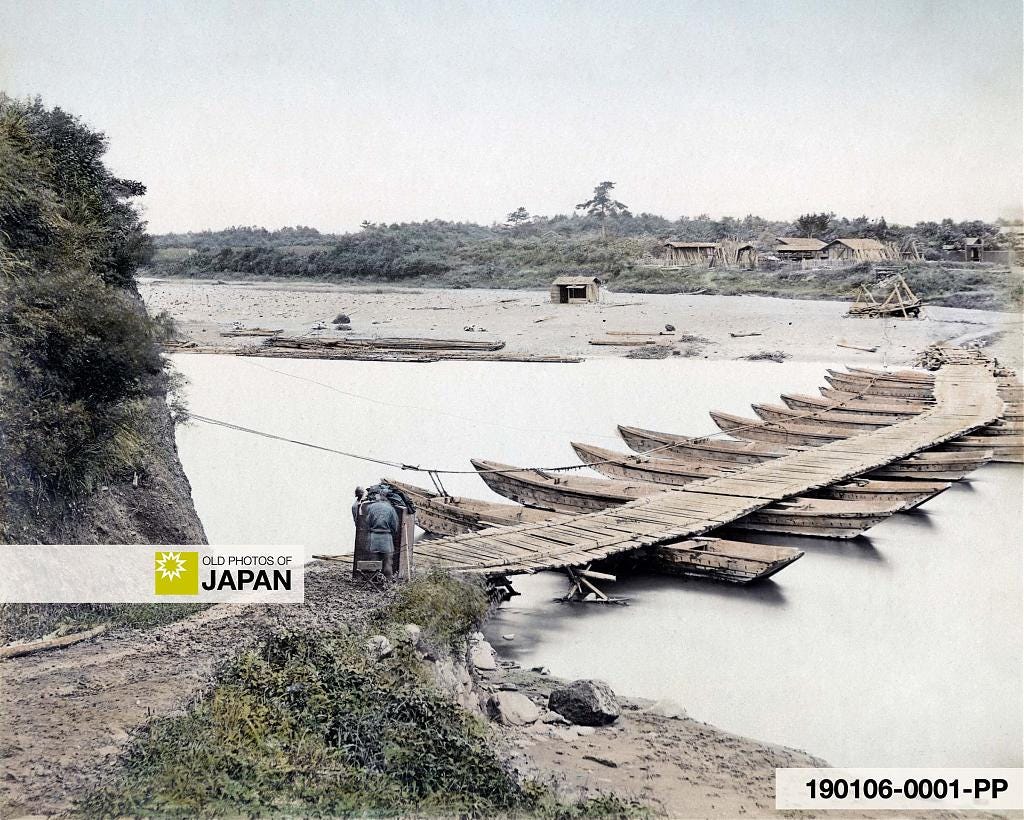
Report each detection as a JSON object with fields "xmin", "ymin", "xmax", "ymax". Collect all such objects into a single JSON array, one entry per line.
[
  {"xmin": 0, "ymin": 623, "xmax": 110, "ymax": 660},
  {"xmin": 588, "ymin": 339, "xmax": 657, "ymax": 347},
  {"xmin": 220, "ymin": 328, "xmax": 283, "ymax": 337}
]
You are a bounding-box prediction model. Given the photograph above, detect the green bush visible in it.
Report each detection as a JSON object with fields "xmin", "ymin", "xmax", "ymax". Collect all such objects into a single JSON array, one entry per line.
[
  {"xmin": 1, "ymin": 270, "xmax": 170, "ymax": 494},
  {"xmin": 380, "ymin": 569, "xmax": 490, "ymax": 650},
  {"xmin": 80, "ymin": 629, "xmax": 641, "ymax": 818}
]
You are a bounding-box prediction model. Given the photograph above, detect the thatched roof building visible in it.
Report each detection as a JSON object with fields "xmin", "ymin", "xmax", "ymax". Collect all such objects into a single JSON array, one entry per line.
[
  {"xmin": 822, "ymin": 237, "xmax": 888, "ymax": 261},
  {"xmin": 664, "ymin": 241, "xmax": 719, "ymax": 266},
  {"xmin": 774, "ymin": 237, "xmax": 827, "ymax": 259}
]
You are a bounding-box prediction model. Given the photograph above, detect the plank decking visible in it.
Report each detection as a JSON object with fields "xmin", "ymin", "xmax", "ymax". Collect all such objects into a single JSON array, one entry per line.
[{"xmin": 416, "ymin": 353, "xmax": 1004, "ymax": 576}]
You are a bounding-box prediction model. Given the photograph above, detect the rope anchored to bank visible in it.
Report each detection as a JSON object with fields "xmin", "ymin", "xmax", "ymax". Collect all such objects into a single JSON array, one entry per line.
[{"xmin": 187, "ymin": 371, "xmax": 904, "ymax": 477}]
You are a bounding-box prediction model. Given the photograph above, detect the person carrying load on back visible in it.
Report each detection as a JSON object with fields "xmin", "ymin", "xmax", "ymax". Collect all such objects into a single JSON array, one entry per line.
[{"xmin": 364, "ymin": 488, "xmax": 399, "ymax": 579}]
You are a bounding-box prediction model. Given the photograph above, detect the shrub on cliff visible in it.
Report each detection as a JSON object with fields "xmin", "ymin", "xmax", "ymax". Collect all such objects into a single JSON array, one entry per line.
[{"xmin": 0, "ymin": 95, "xmax": 163, "ymax": 503}]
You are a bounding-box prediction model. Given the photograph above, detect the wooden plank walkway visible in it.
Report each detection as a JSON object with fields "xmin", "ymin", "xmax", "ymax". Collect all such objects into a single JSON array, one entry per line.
[{"xmin": 417, "ymin": 358, "xmax": 1004, "ymax": 576}]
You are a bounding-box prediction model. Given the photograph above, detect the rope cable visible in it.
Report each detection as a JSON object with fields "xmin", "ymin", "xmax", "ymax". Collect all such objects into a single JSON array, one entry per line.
[{"xmin": 187, "ymin": 372, "xmax": 899, "ymax": 476}]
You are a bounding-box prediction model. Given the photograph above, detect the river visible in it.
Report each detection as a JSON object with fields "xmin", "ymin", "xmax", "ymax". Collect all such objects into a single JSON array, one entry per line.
[{"xmin": 172, "ymin": 353, "xmax": 1023, "ymax": 768}]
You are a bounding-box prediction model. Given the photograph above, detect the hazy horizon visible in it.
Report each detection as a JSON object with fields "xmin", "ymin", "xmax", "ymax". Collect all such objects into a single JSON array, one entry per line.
[{"xmin": 2, "ymin": 0, "xmax": 1021, "ymax": 233}]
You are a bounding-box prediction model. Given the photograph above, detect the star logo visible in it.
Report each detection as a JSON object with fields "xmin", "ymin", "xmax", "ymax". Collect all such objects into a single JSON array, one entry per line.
[{"xmin": 154, "ymin": 550, "xmax": 199, "ymax": 595}]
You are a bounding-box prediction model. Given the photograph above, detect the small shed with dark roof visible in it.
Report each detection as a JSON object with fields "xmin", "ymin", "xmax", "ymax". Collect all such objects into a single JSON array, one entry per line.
[{"xmin": 550, "ymin": 275, "xmax": 601, "ymax": 304}]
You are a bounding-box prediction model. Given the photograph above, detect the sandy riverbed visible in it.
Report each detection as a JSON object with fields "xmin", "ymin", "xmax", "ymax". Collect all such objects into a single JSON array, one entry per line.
[{"xmin": 139, "ymin": 278, "xmax": 1023, "ymax": 370}]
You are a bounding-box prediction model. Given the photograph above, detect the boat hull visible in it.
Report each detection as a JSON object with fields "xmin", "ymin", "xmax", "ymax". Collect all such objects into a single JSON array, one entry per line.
[
  {"xmin": 396, "ymin": 479, "xmax": 805, "ymax": 584},
  {"xmin": 617, "ymin": 424, "xmax": 789, "ymax": 464},
  {"xmin": 825, "ymin": 373, "xmax": 935, "ymax": 399},
  {"xmin": 646, "ymin": 538, "xmax": 803, "ymax": 584},
  {"xmin": 782, "ymin": 392, "xmax": 921, "ymax": 417},
  {"xmin": 815, "ymin": 479, "xmax": 950, "ymax": 510},
  {"xmin": 472, "ymin": 459, "xmax": 899, "ymax": 539},
  {"xmin": 472, "ymin": 459, "xmax": 659, "ymax": 514},
  {"xmin": 753, "ymin": 402, "xmax": 895, "ymax": 430},
  {"xmin": 571, "ymin": 441, "xmax": 728, "ymax": 486},
  {"xmin": 711, "ymin": 411, "xmax": 846, "ymax": 446}
]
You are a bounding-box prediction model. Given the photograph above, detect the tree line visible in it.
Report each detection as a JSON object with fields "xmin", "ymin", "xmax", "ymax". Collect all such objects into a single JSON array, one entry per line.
[{"xmin": 150, "ymin": 182, "xmax": 1010, "ymax": 283}]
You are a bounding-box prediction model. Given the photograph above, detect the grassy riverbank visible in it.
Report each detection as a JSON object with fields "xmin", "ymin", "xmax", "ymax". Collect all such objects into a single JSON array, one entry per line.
[
  {"xmin": 147, "ymin": 260, "xmax": 1022, "ymax": 313},
  {"xmin": 78, "ymin": 572, "xmax": 642, "ymax": 818}
]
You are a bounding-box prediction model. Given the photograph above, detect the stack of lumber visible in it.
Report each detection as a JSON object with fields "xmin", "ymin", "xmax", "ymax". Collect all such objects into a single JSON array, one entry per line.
[
  {"xmin": 165, "ymin": 335, "xmax": 581, "ymax": 363},
  {"xmin": 220, "ymin": 328, "xmax": 283, "ymax": 337},
  {"xmin": 267, "ymin": 336, "xmax": 506, "ymax": 352}
]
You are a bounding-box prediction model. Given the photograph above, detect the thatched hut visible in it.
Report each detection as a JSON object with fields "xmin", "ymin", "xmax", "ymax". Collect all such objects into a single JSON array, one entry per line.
[
  {"xmin": 822, "ymin": 237, "xmax": 889, "ymax": 262},
  {"xmin": 774, "ymin": 237, "xmax": 827, "ymax": 260},
  {"xmin": 663, "ymin": 241, "xmax": 719, "ymax": 266},
  {"xmin": 550, "ymin": 275, "xmax": 601, "ymax": 304}
]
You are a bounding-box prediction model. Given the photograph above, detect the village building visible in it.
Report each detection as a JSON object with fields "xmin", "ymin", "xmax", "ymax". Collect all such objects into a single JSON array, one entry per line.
[
  {"xmin": 550, "ymin": 275, "xmax": 601, "ymax": 304},
  {"xmin": 773, "ymin": 237, "xmax": 827, "ymax": 260},
  {"xmin": 963, "ymin": 237, "xmax": 983, "ymax": 262},
  {"xmin": 821, "ymin": 237, "xmax": 889, "ymax": 262},
  {"xmin": 663, "ymin": 241, "xmax": 719, "ymax": 266},
  {"xmin": 734, "ymin": 243, "xmax": 757, "ymax": 268}
]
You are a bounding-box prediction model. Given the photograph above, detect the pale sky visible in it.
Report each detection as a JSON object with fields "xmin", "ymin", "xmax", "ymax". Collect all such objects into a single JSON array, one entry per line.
[{"xmin": 2, "ymin": 0, "xmax": 1021, "ymax": 232}]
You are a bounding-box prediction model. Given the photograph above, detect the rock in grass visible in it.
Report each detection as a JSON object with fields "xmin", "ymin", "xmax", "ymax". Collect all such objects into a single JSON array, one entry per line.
[
  {"xmin": 487, "ymin": 691, "xmax": 541, "ymax": 726},
  {"xmin": 365, "ymin": 635, "xmax": 393, "ymax": 660},
  {"xmin": 548, "ymin": 679, "xmax": 619, "ymax": 726},
  {"xmin": 402, "ymin": 623, "xmax": 422, "ymax": 646}
]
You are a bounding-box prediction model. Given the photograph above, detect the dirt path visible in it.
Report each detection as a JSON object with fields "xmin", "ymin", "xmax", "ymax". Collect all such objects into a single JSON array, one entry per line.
[{"xmin": 0, "ymin": 564, "xmax": 383, "ymax": 817}]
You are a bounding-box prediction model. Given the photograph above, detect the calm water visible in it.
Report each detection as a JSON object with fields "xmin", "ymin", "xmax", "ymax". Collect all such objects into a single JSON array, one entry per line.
[{"xmin": 172, "ymin": 354, "xmax": 1023, "ymax": 767}]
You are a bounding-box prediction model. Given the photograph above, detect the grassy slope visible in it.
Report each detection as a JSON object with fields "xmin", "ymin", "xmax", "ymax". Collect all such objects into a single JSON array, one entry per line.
[{"xmin": 80, "ymin": 572, "xmax": 641, "ymax": 818}]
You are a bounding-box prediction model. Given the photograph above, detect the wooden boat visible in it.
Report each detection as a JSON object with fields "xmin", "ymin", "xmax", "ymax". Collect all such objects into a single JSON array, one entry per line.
[
  {"xmin": 644, "ymin": 538, "xmax": 803, "ymax": 584},
  {"xmin": 941, "ymin": 435, "xmax": 1023, "ymax": 464},
  {"xmin": 569, "ymin": 441, "xmax": 732, "ymax": 484},
  {"xmin": 395, "ymin": 480, "xmax": 804, "ymax": 583},
  {"xmin": 617, "ymin": 424, "xmax": 794, "ymax": 464},
  {"xmin": 387, "ymin": 479, "xmax": 555, "ymax": 536},
  {"xmin": 752, "ymin": 402, "xmax": 895, "ymax": 431},
  {"xmin": 815, "ymin": 478, "xmax": 950, "ymax": 510},
  {"xmin": 622, "ymin": 422, "xmax": 988, "ymax": 480},
  {"xmin": 819, "ymin": 387, "xmax": 934, "ymax": 410},
  {"xmin": 824, "ymin": 373, "xmax": 935, "ymax": 399},
  {"xmin": 840, "ymin": 369, "xmax": 1023, "ymax": 406},
  {"xmin": 867, "ymin": 450, "xmax": 993, "ymax": 480},
  {"xmin": 472, "ymin": 460, "xmax": 901, "ymax": 538},
  {"xmin": 573, "ymin": 441, "xmax": 948, "ymax": 511},
  {"xmin": 710, "ymin": 411, "xmax": 847, "ymax": 446},
  {"xmin": 782, "ymin": 392, "xmax": 924, "ymax": 418},
  {"xmin": 395, "ymin": 480, "xmax": 805, "ymax": 584},
  {"xmin": 847, "ymin": 366, "xmax": 934, "ymax": 383},
  {"xmin": 710, "ymin": 413, "xmax": 992, "ymax": 479},
  {"xmin": 727, "ymin": 498, "xmax": 899, "ymax": 538},
  {"xmin": 471, "ymin": 459, "xmax": 664, "ymax": 513}
]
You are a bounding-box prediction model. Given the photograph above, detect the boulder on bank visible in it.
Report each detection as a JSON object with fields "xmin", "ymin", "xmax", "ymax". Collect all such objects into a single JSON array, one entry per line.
[
  {"xmin": 487, "ymin": 691, "xmax": 541, "ymax": 726},
  {"xmin": 548, "ymin": 679, "xmax": 619, "ymax": 726},
  {"xmin": 471, "ymin": 638, "xmax": 497, "ymax": 671}
]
